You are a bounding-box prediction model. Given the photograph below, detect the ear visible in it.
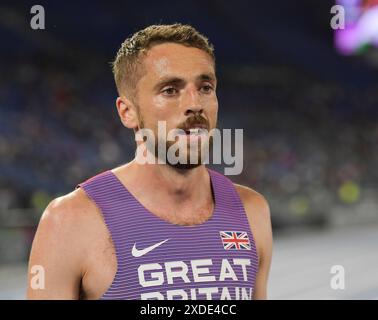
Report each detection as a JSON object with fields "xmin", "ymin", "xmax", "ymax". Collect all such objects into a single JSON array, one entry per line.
[{"xmin": 116, "ymin": 96, "xmax": 140, "ymax": 130}]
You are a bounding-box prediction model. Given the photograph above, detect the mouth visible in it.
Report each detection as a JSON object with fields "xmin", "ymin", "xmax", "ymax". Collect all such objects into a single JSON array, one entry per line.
[
  {"xmin": 182, "ymin": 124, "xmax": 208, "ymax": 135},
  {"xmin": 184, "ymin": 128, "xmax": 205, "ymax": 136}
]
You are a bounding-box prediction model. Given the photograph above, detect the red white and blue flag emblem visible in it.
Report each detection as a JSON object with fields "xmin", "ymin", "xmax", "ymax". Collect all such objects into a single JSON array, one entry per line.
[{"xmin": 219, "ymin": 231, "xmax": 251, "ymax": 250}]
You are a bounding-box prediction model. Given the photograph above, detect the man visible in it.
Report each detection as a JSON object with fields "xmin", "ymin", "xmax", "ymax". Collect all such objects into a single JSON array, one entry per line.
[{"xmin": 27, "ymin": 24, "xmax": 272, "ymax": 300}]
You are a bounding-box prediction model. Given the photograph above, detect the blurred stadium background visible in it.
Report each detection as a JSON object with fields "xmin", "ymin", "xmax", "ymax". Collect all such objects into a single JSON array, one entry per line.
[{"xmin": 0, "ymin": 0, "xmax": 377, "ymax": 299}]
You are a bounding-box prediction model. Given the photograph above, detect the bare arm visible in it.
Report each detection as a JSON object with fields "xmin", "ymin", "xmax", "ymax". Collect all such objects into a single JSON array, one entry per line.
[
  {"xmin": 27, "ymin": 192, "xmax": 87, "ymax": 299},
  {"xmin": 235, "ymin": 184, "xmax": 273, "ymax": 300}
]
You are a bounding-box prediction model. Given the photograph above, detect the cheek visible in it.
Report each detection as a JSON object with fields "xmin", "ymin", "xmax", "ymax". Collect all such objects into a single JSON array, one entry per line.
[
  {"xmin": 207, "ymin": 98, "xmax": 218, "ymax": 129},
  {"xmin": 208, "ymin": 96, "xmax": 218, "ymax": 115},
  {"xmin": 139, "ymin": 96, "xmax": 179, "ymax": 132},
  {"xmin": 139, "ymin": 95, "xmax": 172, "ymax": 123},
  {"xmin": 151, "ymin": 95, "xmax": 167, "ymax": 110},
  {"xmin": 213, "ymin": 97, "xmax": 219, "ymax": 112},
  {"xmin": 150, "ymin": 96, "xmax": 178, "ymax": 118},
  {"xmin": 205, "ymin": 92, "xmax": 218, "ymax": 108}
]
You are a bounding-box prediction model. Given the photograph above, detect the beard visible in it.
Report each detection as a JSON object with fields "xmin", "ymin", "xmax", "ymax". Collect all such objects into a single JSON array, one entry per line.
[
  {"xmin": 159, "ymin": 134, "xmax": 214, "ymax": 170},
  {"xmin": 140, "ymin": 130, "xmax": 214, "ymax": 169},
  {"xmin": 137, "ymin": 110, "xmax": 215, "ymax": 169}
]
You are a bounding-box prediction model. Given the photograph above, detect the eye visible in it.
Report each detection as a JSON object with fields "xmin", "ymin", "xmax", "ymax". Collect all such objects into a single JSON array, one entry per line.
[
  {"xmin": 200, "ymin": 84, "xmax": 214, "ymax": 93},
  {"xmin": 162, "ymin": 87, "xmax": 178, "ymax": 95}
]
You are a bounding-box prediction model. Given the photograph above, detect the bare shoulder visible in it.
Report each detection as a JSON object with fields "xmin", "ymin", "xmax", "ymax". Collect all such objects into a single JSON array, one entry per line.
[
  {"xmin": 38, "ymin": 187, "xmax": 101, "ymax": 235},
  {"xmin": 30, "ymin": 187, "xmax": 103, "ymax": 260},
  {"xmin": 233, "ymin": 184, "xmax": 271, "ymax": 220},
  {"xmin": 33, "ymin": 185, "xmax": 110, "ymax": 260},
  {"xmin": 233, "ymin": 184, "xmax": 273, "ymax": 263},
  {"xmin": 27, "ymin": 187, "xmax": 109, "ymax": 298},
  {"xmin": 45, "ymin": 187, "xmax": 99, "ymax": 219},
  {"xmin": 233, "ymin": 184, "xmax": 273, "ymax": 299}
]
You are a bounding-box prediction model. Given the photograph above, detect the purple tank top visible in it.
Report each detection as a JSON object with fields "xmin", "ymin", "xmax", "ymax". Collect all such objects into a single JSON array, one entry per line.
[{"xmin": 77, "ymin": 168, "xmax": 258, "ymax": 300}]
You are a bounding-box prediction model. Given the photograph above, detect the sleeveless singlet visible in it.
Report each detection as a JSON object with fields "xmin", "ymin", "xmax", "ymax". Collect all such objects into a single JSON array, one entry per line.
[{"xmin": 77, "ymin": 168, "xmax": 259, "ymax": 300}]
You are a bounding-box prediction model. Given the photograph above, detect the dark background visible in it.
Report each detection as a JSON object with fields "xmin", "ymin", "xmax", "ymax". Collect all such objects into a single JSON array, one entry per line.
[{"xmin": 0, "ymin": 0, "xmax": 377, "ymax": 299}]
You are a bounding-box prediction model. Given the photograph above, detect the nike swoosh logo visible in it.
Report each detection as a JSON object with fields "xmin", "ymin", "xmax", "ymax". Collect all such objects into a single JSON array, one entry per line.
[{"xmin": 131, "ymin": 238, "xmax": 170, "ymax": 257}]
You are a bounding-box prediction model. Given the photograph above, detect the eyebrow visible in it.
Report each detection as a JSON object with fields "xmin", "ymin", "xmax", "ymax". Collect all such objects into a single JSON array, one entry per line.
[{"xmin": 153, "ymin": 73, "xmax": 217, "ymax": 91}]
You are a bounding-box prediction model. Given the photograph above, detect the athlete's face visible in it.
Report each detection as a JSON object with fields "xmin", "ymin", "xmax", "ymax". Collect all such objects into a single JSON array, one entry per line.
[{"xmin": 135, "ymin": 42, "xmax": 218, "ymax": 168}]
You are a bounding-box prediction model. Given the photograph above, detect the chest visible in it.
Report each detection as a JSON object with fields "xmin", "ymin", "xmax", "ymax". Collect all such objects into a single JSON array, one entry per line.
[
  {"xmin": 79, "ymin": 213, "xmax": 215, "ymax": 299},
  {"xmin": 81, "ymin": 217, "xmax": 258, "ymax": 300}
]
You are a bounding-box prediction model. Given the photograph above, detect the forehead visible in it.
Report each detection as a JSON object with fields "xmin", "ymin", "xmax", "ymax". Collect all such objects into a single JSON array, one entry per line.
[{"xmin": 141, "ymin": 43, "xmax": 215, "ymax": 80}]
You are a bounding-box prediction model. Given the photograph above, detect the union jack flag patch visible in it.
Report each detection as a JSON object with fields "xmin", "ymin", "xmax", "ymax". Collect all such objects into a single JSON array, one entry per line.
[{"xmin": 219, "ymin": 231, "xmax": 251, "ymax": 250}]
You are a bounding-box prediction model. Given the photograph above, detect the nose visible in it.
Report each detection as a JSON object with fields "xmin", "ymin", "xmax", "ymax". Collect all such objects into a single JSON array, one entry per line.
[
  {"xmin": 183, "ymin": 86, "xmax": 203, "ymax": 116},
  {"xmin": 184, "ymin": 105, "xmax": 203, "ymax": 116}
]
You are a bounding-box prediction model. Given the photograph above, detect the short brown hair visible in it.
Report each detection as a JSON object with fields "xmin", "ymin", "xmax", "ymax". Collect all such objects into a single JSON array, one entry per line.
[{"xmin": 112, "ymin": 23, "xmax": 215, "ymax": 99}]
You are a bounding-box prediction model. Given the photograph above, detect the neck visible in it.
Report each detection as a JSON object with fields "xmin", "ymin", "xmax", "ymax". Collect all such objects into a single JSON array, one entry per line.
[
  {"xmin": 117, "ymin": 159, "xmax": 215, "ymax": 224},
  {"xmin": 131, "ymin": 159, "xmax": 211, "ymax": 203}
]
